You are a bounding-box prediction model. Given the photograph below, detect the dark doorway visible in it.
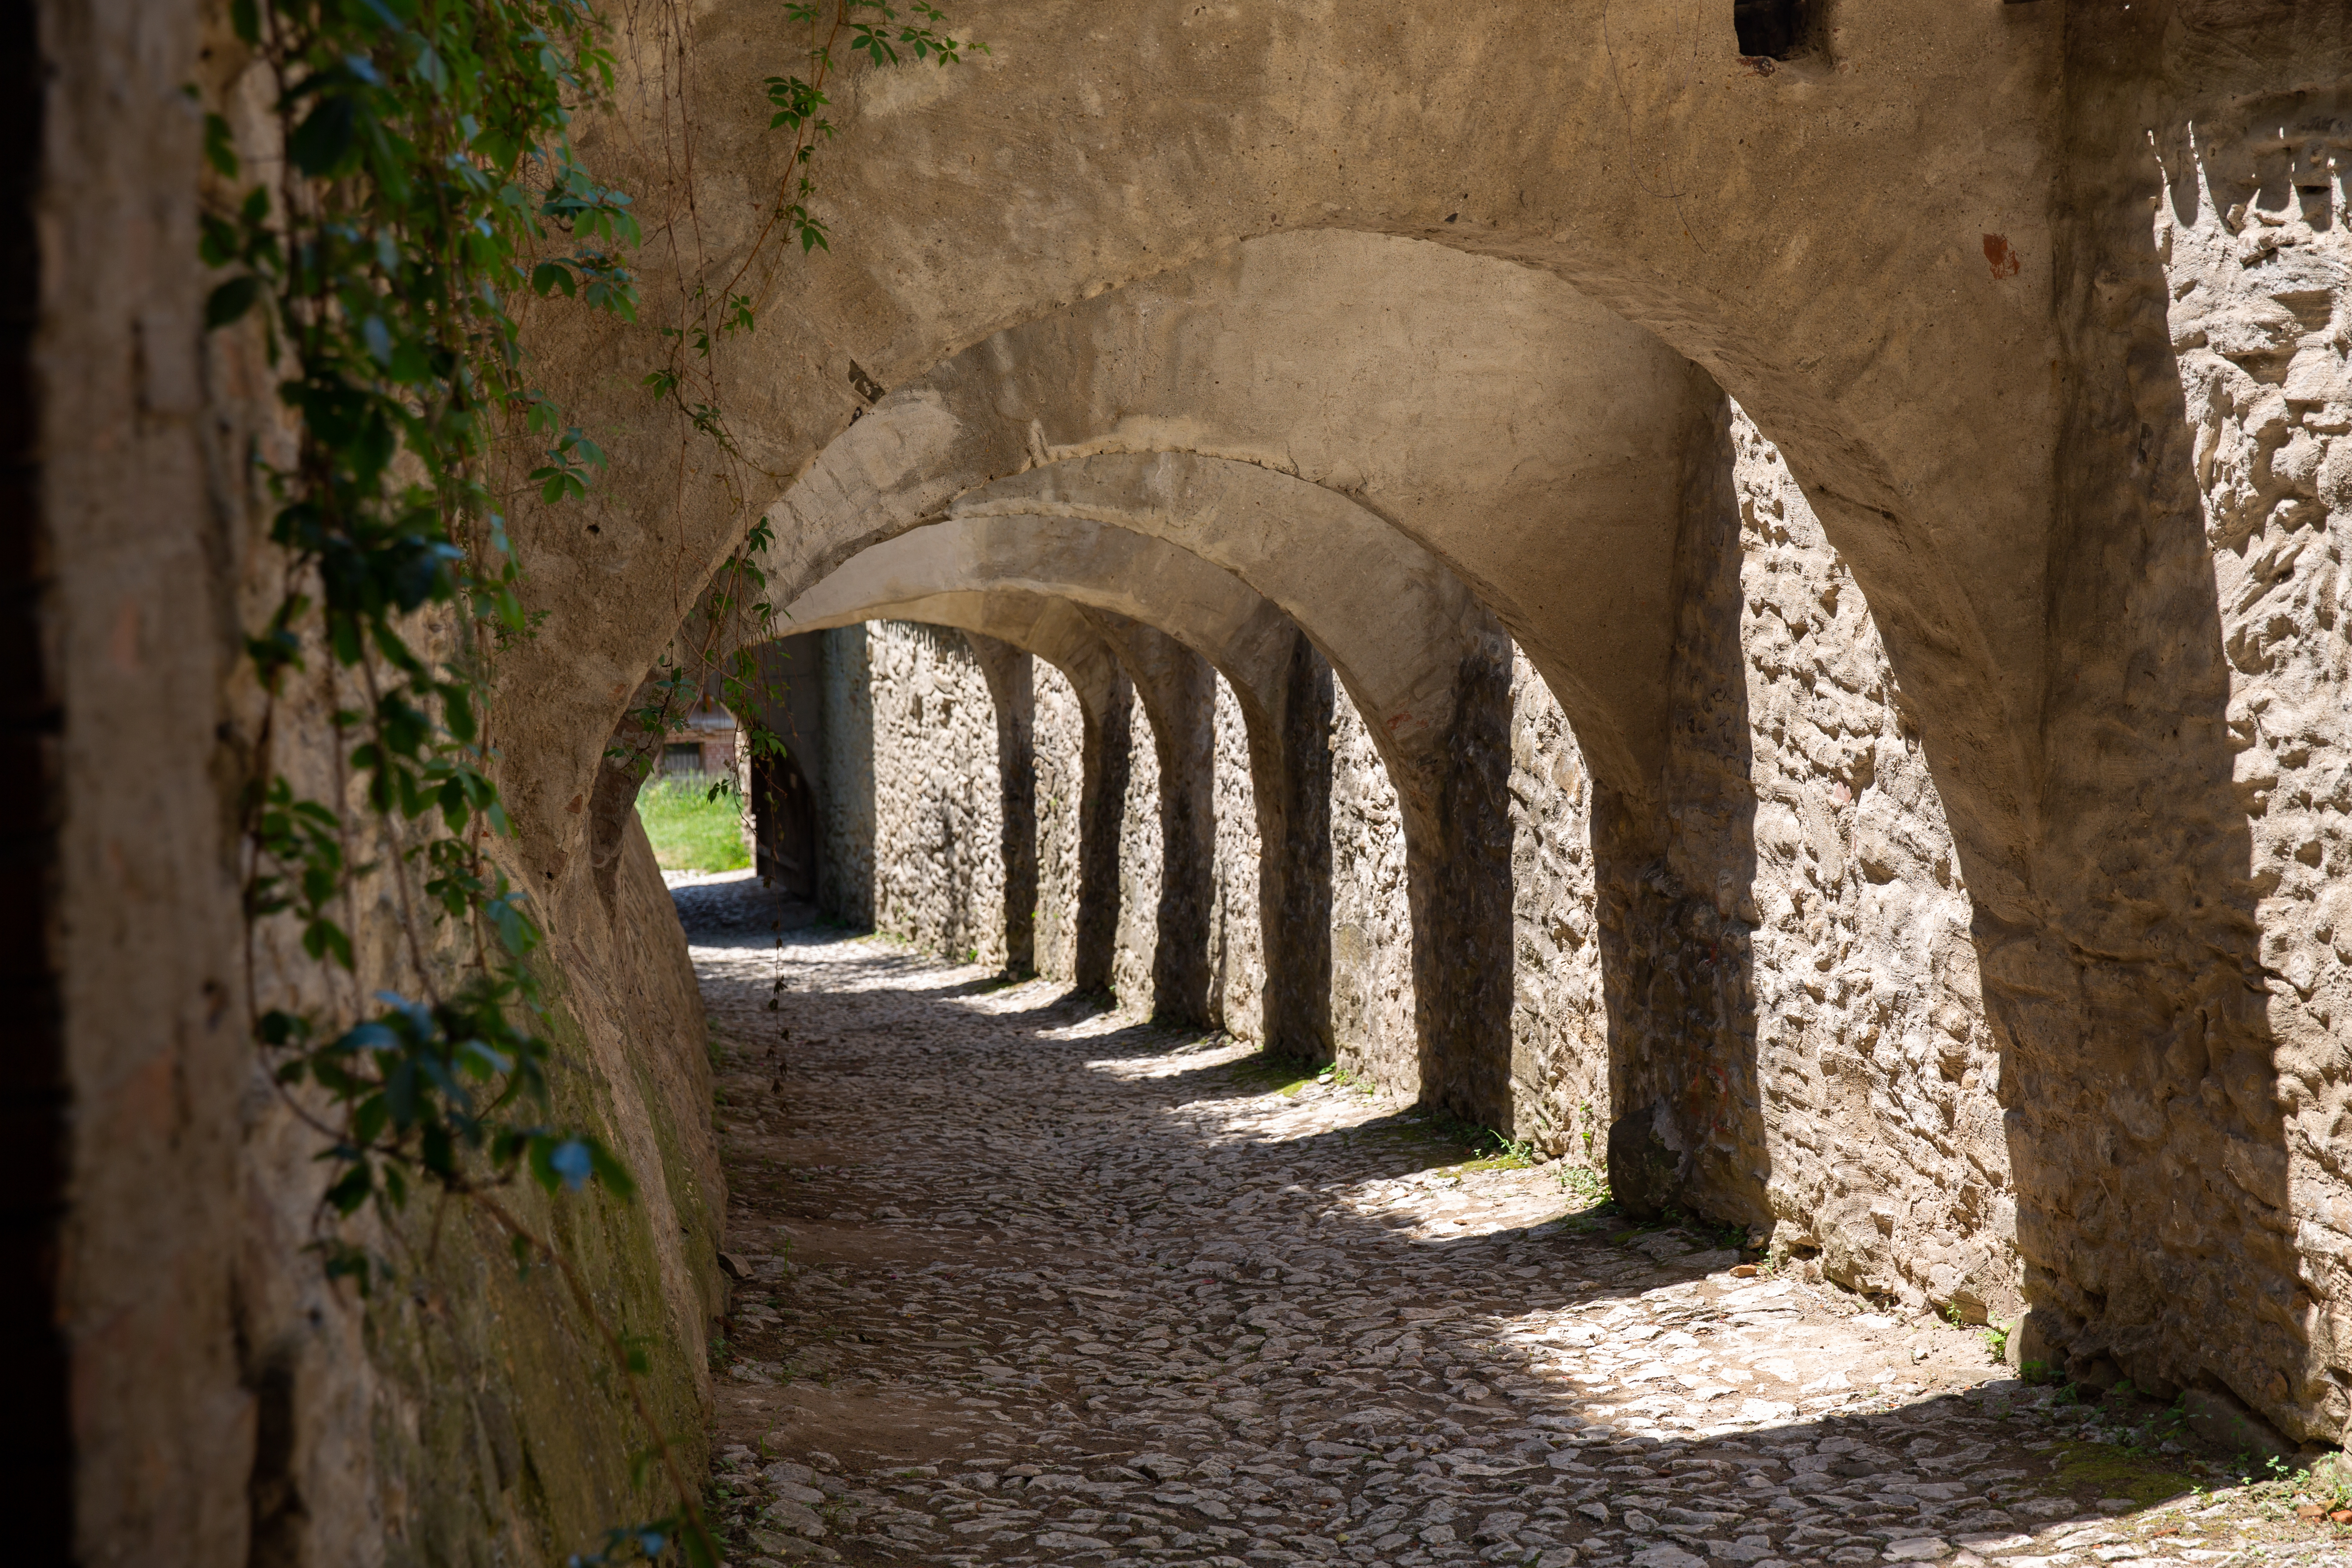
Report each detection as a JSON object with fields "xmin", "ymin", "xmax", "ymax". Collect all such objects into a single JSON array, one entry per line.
[{"xmin": 753, "ymin": 748, "xmax": 821, "ymax": 901}]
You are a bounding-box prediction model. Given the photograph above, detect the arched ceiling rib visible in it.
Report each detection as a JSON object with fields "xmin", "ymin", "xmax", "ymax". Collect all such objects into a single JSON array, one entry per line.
[
  {"xmin": 757, "ymin": 233, "xmax": 1685, "ymax": 796},
  {"xmin": 775, "ymin": 513, "xmax": 1487, "ymax": 819},
  {"xmin": 512, "ymin": 3, "xmax": 2055, "ymax": 907}
]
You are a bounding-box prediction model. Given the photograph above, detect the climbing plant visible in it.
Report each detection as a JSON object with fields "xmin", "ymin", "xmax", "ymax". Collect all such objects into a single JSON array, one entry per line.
[
  {"xmin": 199, "ymin": 0, "xmax": 979, "ymax": 1560},
  {"xmin": 615, "ymin": 0, "xmax": 982, "ymax": 793}
]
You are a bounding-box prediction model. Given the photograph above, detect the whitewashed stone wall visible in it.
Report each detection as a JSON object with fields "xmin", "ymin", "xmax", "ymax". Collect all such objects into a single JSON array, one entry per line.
[
  {"xmin": 1507, "ymin": 653, "xmax": 1607, "ymax": 1164},
  {"xmin": 1114, "ymin": 688, "xmax": 1162, "ymax": 1012},
  {"xmin": 866, "ymin": 622, "xmax": 1006, "ymax": 969},
  {"xmin": 1033, "ymin": 661, "xmax": 1086, "ymax": 983},
  {"xmin": 1329, "ymin": 684, "xmax": 1416, "ymax": 1092},
  {"xmin": 1207, "ymin": 675, "xmax": 1264, "ymax": 1042},
  {"xmin": 1728, "ymin": 409, "xmax": 2014, "ymax": 1318}
]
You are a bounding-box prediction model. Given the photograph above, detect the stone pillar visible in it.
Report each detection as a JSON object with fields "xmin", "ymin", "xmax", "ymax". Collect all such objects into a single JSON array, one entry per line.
[
  {"xmin": 1252, "ymin": 630, "xmax": 1335, "ymax": 1060},
  {"xmin": 1404, "ymin": 637, "xmax": 1516, "ymax": 1130},
  {"xmin": 1089, "ymin": 618, "xmax": 1218, "ymax": 1026},
  {"xmin": 817, "ymin": 624, "xmax": 876, "ymax": 926},
  {"xmin": 965, "ymin": 632, "xmax": 1038, "ymax": 976},
  {"xmin": 1072, "ymin": 667, "xmax": 1130, "ymax": 993},
  {"xmin": 1599, "ymin": 387, "xmax": 1766, "ymax": 1229}
]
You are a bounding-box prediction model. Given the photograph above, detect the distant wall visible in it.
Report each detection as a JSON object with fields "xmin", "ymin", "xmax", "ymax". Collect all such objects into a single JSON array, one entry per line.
[
  {"xmin": 866, "ymin": 622, "xmax": 1006, "ymax": 968},
  {"xmin": 1034, "ymin": 661, "xmax": 1087, "ymax": 982},
  {"xmin": 1328, "ymin": 686, "xmax": 1416, "ymax": 1092},
  {"xmin": 1207, "ymin": 674, "xmax": 1264, "ymax": 1042}
]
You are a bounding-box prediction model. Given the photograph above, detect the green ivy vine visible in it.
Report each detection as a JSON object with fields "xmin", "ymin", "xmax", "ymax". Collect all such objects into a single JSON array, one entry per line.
[{"xmin": 197, "ymin": 0, "xmax": 980, "ymax": 1560}]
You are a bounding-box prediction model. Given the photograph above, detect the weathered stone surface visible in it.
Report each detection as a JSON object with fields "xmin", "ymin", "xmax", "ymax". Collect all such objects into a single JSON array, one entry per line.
[
  {"xmin": 866, "ymin": 621, "xmax": 1007, "ymax": 969},
  {"xmin": 1609, "ymin": 1104, "xmax": 1688, "ymax": 1223},
  {"xmin": 1328, "ymin": 684, "xmax": 1416, "ymax": 1093},
  {"xmin": 1035, "ymin": 661, "xmax": 1088, "ymax": 982},
  {"xmin": 692, "ymin": 923, "xmax": 2319, "ymax": 1568},
  {"xmin": 2181, "ymin": 1387, "xmax": 2297, "ymax": 1465}
]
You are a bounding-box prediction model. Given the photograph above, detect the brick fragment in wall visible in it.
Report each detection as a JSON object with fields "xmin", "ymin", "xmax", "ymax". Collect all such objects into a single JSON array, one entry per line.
[
  {"xmin": 1722, "ymin": 403, "xmax": 2016, "ymax": 1322},
  {"xmin": 1208, "ymin": 672, "xmax": 1265, "ymax": 1042},
  {"xmin": 1033, "ymin": 660, "xmax": 1086, "ymax": 982},
  {"xmin": 1506, "ymin": 648, "xmax": 1608, "ymax": 1164},
  {"xmin": 1328, "ymin": 682, "xmax": 1415, "ymax": 1092},
  {"xmin": 864, "ymin": 622, "xmax": 1005, "ymax": 968},
  {"xmin": 1115, "ymin": 686, "xmax": 1162, "ymax": 1011}
]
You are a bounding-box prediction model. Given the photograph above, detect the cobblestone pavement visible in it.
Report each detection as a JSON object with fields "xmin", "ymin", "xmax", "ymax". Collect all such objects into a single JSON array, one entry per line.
[{"xmin": 682, "ymin": 886, "xmax": 2347, "ymax": 1568}]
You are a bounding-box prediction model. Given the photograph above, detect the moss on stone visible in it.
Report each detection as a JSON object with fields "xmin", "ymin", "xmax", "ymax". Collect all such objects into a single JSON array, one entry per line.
[
  {"xmin": 2042, "ymin": 1439, "xmax": 2202, "ymax": 1507},
  {"xmin": 360, "ymin": 957, "xmax": 717, "ymax": 1565}
]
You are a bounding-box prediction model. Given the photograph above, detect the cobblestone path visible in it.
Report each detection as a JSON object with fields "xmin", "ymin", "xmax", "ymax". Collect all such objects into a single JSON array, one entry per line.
[{"xmin": 675, "ymin": 880, "xmax": 2340, "ymax": 1568}]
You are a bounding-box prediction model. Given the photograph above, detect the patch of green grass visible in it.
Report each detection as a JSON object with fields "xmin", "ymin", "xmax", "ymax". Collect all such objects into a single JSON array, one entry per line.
[
  {"xmin": 1554, "ymin": 1163, "xmax": 1611, "ymax": 1206},
  {"xmin": 636, "ymin": 774, "xmax": 750, "ymax": 871},
  {"xmin": 2045, "ymin": 1439, "xmax": 2201, "ymax": 1507},
  {"xmin": 1454, "ymin": 1137, "xmax": 1538, "ymax": 1174},
  {"xmin": 1228, "ymin": 1049, "xmax": 1320, "ymax": 1096},
  {"xmin": 1425, "ymin": 1115, "xmax": 1538, "ymax": 1173}
]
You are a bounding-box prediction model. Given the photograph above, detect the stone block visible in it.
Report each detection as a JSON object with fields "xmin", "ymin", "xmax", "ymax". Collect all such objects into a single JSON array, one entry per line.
[
  {"xmin": 2005, "ymin": 1307, "xmax": 2068, "ymax": 1378},
  {"xmin": 2182, "ymin": 1384, "xmax": 2298, "ymax": 1463},
  {"xmin": 1608, "ymin": 1102, "xmax": 1686, "ymax": 1222}
]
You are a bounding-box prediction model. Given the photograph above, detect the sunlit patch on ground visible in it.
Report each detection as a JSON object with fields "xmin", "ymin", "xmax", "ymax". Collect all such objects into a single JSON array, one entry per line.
[{"xmin": 683, "ymin": 900, "xmax": 2346, "ymax": 1568}]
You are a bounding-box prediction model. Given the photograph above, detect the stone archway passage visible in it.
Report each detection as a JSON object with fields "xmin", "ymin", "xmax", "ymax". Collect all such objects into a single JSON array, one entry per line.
[
  {"xmin": 685, "ymin": 909, "xmax": 2268, "ymax": 1564},
  {"xmin": 775, "ymin": 512, "xmax": 1518, "ymax": 1124}
]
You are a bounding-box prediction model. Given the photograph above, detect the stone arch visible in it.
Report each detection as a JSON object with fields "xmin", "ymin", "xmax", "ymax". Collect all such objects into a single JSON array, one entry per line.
[
  {"xmin": 502, "ymin": 3, "xmax": 2289, "ymax": 1438},
  {"xmin": 529, "ymin": 230, "xmax": 2010, "ymax": 1196},
  {"xmin": 775, "ymin": 514, "xmax": 1511, "ymax": 1114},
  {"xmin": 780, "ymin": 591, "xmax": 1130, "ymax": 989},
  {"xmin": 523, "ymin": 10, "xmax": 2060, "ymax": 926},
  {"xmin": 778, "ymin": 528, "xmax": 1320, "ymax": 1036},
  {"xmin": 754, "ymin": 235, "xmax": 1689, "ymax": 803}
]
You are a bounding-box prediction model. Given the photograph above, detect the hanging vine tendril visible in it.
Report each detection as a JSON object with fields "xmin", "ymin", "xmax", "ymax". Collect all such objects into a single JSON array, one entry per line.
[{"xmin": 199, "ymin": 0, "xmax": 981, "ymax": 1559}]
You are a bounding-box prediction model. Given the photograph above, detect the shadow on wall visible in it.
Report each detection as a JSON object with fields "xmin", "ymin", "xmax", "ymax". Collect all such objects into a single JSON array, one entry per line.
[
  {"xmin": 1990, "ymin": 66, "xmax": 2294, "ymax": 1432},
  {"xmin": 1602, "ymin": 392, "xmax": 1768, "ymax": 1241}
]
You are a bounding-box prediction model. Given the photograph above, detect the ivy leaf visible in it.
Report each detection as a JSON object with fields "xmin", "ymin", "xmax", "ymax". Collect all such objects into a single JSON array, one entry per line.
[
  {"xmin": 203, "ymin": 113, "xmax": 239, "ymax": 178},
  {"xmin": 529, "ymin": 465, "xmax": 586, "ymax": 504},
  {"xmin": 289, "ymin": 92, "xmax": 359, "ymax": 177},
  {"xmin": 548, "ymin": 1138, "xmax": 593, "ymax": 1191},
  {"xmin": 206, "ymin": 274, "xmax": 262, "ymax": 329}
]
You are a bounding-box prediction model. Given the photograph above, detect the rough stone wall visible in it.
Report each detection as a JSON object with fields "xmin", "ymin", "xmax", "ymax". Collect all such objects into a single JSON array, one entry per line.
[
  {"xmin": 1033, "ymin": 661, "xmax": 1086, "ymax": 982},
  {"xmin": 43, "ymin": 3, "xmax": 250, "ymax": 1554},
  {"xmin": 1328, "ymin": 684, "xmax": 1416, "ymax": 1093},
  {"xmin": 41, "ymin": 8, "xmax": 728, "ymax": 1559},
  {"xmin": 1506, "ymin": 652, "xmax": 1608, "ymax": 1164},
  {"xmin": 1208, "ymin": 673, "xmax": 1264, "ymax": 1043},
  {"xmin": 816, "ymin": 625, "xmax": 876, "ymax": 926},
  {"xmin": 2149, "ymin": 106, "xmax": 2352, "ymax": 1433},
  {"xmin": 866, "ymin": 622, "xmax": 1005, "ymax": 969},
  {"xmin": 1115, "ymin": 687, "xmax": 1163, "ymax": 1013},
  {"xmin": 1727, "ymin": 408, "xmax": 2015, "ymax": 1321}
]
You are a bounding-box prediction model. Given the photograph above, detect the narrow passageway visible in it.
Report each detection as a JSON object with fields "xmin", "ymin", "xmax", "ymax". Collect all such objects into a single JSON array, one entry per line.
[{"xmin": 676, "ymin": 877, "xmax": 2293, "ymax": 1568}]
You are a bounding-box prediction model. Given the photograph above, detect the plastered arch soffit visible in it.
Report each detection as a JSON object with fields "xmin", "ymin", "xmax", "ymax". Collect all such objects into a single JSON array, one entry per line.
[
  {"xmin": 757, "ymin": 233, "xmax": 1679, "ymax": 800},
  {"xmin": 772, "ymin": 512, "xmax": 1491, "ymax": 822},
  {"xmin": 817, "ymin": 589, "xmax": 1128, "ymax": 720},
  {"xmin": 523, "ymin": 1, "xmax": 2056, "ymax": 909}
]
